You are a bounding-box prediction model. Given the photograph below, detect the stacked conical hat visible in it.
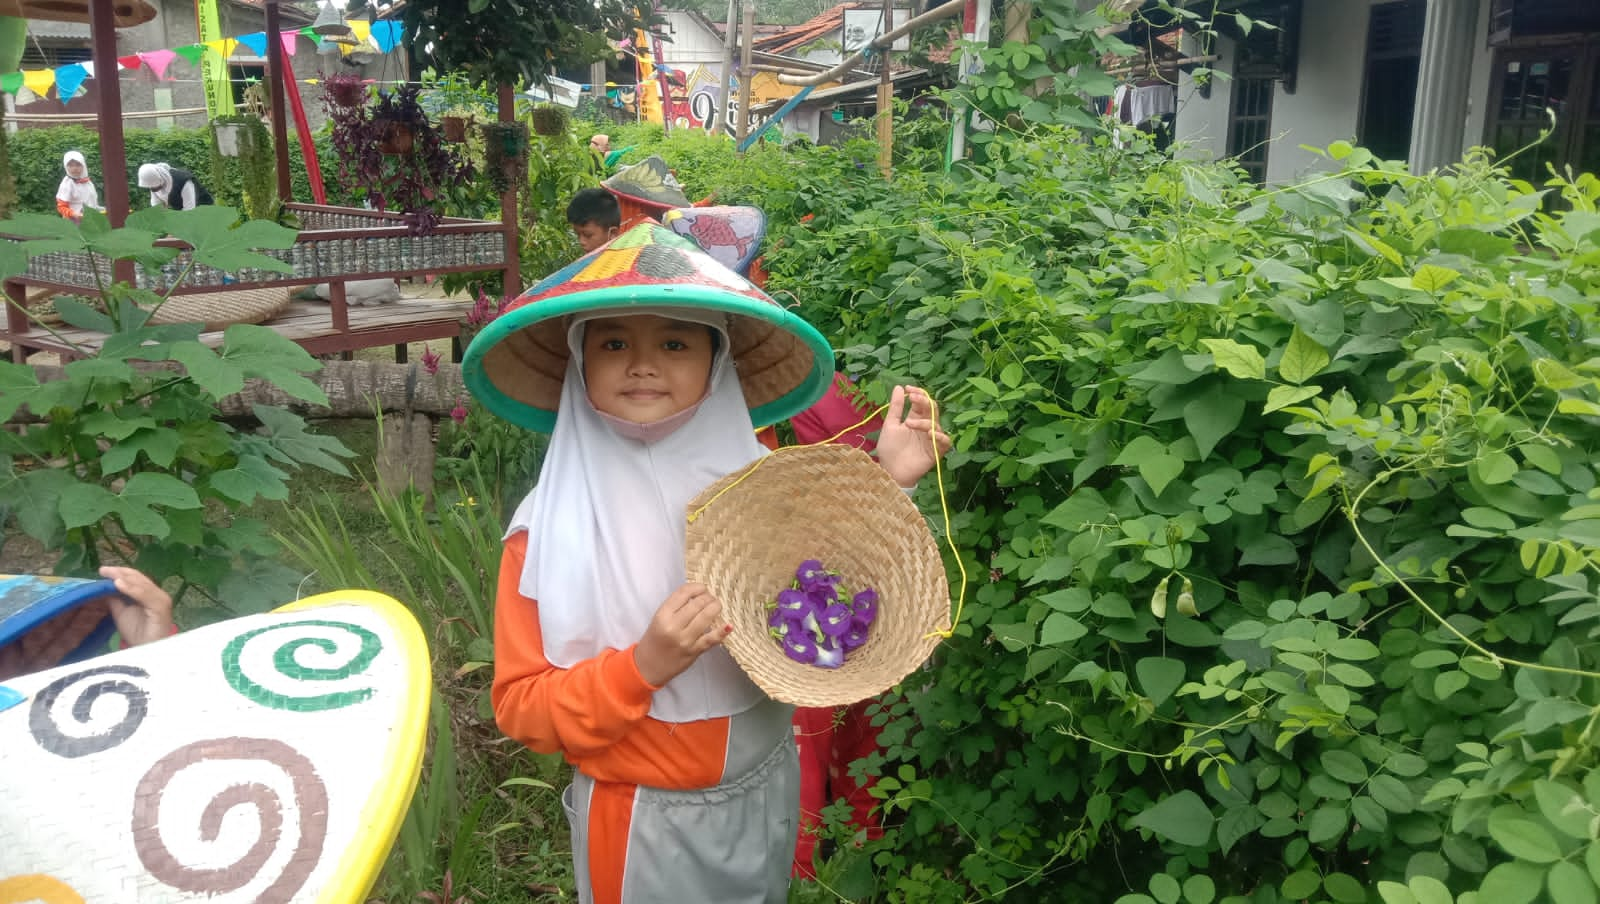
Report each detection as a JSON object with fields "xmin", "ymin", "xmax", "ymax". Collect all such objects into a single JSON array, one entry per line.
[{"xmin": 463, "ymin": 221, "xmax": 834, "ymax": 432}]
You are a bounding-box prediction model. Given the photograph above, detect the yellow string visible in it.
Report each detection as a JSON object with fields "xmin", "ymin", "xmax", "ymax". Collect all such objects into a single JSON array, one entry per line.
[{"xmin": 691, "ymin": 398, "xmax": 968, "ymax": 640}]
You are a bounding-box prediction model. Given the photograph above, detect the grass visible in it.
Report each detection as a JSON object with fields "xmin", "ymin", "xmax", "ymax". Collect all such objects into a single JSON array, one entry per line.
[{"xmin": 260, "ymin": 416, "xmax": 577, "ymax": 904}]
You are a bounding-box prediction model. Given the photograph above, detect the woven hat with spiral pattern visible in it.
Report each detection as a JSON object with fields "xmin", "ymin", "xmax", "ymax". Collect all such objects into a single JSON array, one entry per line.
[
  {"xmin": 463, "ymin": 221, "xmax": 833, "ymax": 432},
  {"xmin": 684, "ymin": 443, "xmax": 950, "ymax": 706}
]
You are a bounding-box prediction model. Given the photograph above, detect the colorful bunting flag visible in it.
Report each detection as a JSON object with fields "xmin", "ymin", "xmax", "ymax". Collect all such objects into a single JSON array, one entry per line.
[
  {"xmin": 54, "ymin": 63, "xmax": 87, "ymax": 102},
  {"xmin": 138, "ymin": 49, "xmax": 176, "ymax": 80},
  {"xmin": 236, "ymin": 31, "xmax": 268, "ymax": 57},
  {"xmin": 172, "ymin": 44, "xmax": 205, "ymax": 67},
  {"xmin": 0, "ymin": 18, "xmax": 405, "ymax": 98},
  {"xmin": 21, "ymin": 69, "xmax": 55, "ymax": 99}
]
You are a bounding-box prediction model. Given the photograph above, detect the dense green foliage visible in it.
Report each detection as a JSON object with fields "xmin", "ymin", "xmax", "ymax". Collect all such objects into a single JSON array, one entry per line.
[
  {"xmin": 6, "ymin": 124, "xmax": 344, "ymax": 216},
  {"xmin": 0, "ymin": 208, "xmax": 353, "ymax": 616}
]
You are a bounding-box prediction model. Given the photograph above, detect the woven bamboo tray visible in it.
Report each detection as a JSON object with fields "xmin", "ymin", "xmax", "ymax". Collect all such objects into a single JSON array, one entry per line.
[{"xmin": 684, "ymin": 443, "xmax": 949, "ymax": 706}]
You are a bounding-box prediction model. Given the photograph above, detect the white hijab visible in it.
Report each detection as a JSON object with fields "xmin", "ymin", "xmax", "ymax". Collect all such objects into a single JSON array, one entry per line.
[{"xmin": 505, "ymin": 306, "xmax": 768, "ymax": 722}]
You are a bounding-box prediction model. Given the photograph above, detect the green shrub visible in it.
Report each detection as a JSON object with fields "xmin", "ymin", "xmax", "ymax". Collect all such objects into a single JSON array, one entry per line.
[
  {"xmin": 756, "ymin": 125, "xmax": 1600, "ymax": 903},
  {"xmin": 6, "ymin": 124, "xmax": 347, "ymax": 215}
]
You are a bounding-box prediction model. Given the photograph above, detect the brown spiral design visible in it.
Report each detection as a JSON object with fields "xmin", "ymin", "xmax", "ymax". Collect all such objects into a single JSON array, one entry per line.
[{"xmin": 131, "ymin": 738, "xmax": 328, "ymax": 903}]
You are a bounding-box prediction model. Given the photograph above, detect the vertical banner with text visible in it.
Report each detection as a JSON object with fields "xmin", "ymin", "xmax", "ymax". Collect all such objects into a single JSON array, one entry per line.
[{"xmin": 197, "ymin": 0, "xmax": 234, "ymax": 116}]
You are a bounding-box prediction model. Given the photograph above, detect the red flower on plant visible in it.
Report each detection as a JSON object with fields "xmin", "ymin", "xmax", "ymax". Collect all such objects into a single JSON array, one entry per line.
[
  {"xmin": 421, "ymin": 347, "xmax": 442, "ymax": 375},
  {"xmin": 450, "ymin": 400, "xmax": 468, "ymax": 424}
]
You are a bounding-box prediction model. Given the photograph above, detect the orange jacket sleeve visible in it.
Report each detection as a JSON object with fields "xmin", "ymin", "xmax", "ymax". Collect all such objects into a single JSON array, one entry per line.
[
  {"xmin": 56, "ymin": 199, "xmax": 75, "ymax": 219},
  {"xmin": 491, "ymin": 532, "xmax": 661, "ymax": 758}
]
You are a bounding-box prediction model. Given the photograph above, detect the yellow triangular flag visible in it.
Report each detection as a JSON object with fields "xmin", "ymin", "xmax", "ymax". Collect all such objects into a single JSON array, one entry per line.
[
  {"xmin": 21, "ymin": 69, "xmax": 55, "ymax": 99},
  {"xmin": 203, "ymin": 38, "xmax": 238, "ymax": 59},
  {"xmin": 348, "ymin": 20, "xmax": 373, "ymax": 49}
]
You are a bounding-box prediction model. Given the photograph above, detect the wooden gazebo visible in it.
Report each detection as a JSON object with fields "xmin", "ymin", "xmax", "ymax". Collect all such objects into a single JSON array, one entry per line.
[{"xmin": 0, "ymin": 0, "xmax": 521, "ymax": 364}]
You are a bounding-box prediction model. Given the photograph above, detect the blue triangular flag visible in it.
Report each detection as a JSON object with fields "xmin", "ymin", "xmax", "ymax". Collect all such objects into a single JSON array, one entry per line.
[
  {"xmin": 370, "ymin": 20, "xmax": 403, "ymax": 53},
  {"xmin": 53, "ymin": 63, "xmax": 87, "ymax": 103},
  {"xmin": 236, "ymin": 31, "xmax": 269, "ymax": 57}
]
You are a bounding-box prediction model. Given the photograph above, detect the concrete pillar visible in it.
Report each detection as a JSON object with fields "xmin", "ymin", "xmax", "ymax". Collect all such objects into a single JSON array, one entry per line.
[{"xmin": 1407, "ymin": 0, "xmax": 1479, "ymax": 173}]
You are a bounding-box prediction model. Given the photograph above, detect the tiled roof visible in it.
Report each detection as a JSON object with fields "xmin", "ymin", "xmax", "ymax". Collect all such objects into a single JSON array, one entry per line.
[{"xmin": 752, "ymin": 2, "xmax": 864, "ymax": 53}]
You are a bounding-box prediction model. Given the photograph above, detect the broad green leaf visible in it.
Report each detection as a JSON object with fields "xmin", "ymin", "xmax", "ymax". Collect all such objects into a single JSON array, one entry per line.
[
  {"xmin": 1307, "ymin": 804, "xmax": 1349, "ymax": 845},
  {"xmin": 57, "ymin": 481, "xmax": 119, "ymax": 529},
  {"xmin": 1135, "ymin": 656, "xmax": 1185, "ymax": 705},
  {"xmin": 1369, "ymin": 774, "xmax": 1416, "ymax": 813},
  {"xmin": 1557, "ymin": 398, "xmax": 1600, "ymax": 417},
  {"xmin": 1525, "ymin": 698, "xmax": 1593, "ymax": 734},
  {"xmin": 1043, "ymin": 488, "xmax": 1109, "ymax": 530},
  {"xmin": 253, "ymin": 405, "xmax": 353, "ymax": 475},
  {"xmin": 119, "ymin": 471, "xmax": 202, "ymax": 511},
  {"xmin": 1200, "ymin": 338, "xmax": 1266, "ymax": 380},
  {"xmin": 207, "ymin": 454, "xmax": 291, "ymax": 505},
  {"xmin": 1487, "ymin": 808, "xmax": 1563, "ymax": 863},
  {"xmin": 224, "ymin": 326, "xmax": 327, "ymax": 404},
  {"xmin": 1183, "ymin": 875, "xmax": 1216, "ymax": 904},
  {"xmin": 5, "ymin": 468, "xmax": 72, "ymax": 544},
  {"xmin": 0, "ymin": 361, "xmax": 41, "ymax": 421},
  {"xmin": 1039, "ymin": 612, "xmax": 1088, "ymax": 646},
  {"xmin": 1315, "ymin": 683, "xmax": 1351, "ymax": 714},
  {"xmin": 1130, "ymin": 790, "xmax": 1214, "ymax": 847},
  {"xmin": 1150, "ymin": 874, "xmax": 1181, "ymax": 904},
  {"xmin": 1324, "ymin": 875, "xmax": 1367, "ymax": 904},
  {"xmin": 1239, "ymin": 535, "xmax": 1297, "ymax": 566},
  {"xmin": 101, "ymin": 428, "xmax": 184, "ymax": 473},
  {"xmin": 1114, "ymin": 435, "xmax": 1186, "ymax": 495},
  {"xmin": 168, "ymin": 341, "xmax": 247, "ymax": 399},
  {"xmin": 1411, "ymin": 264, "xmax": 1461, "ymax": 292},
  {"xmin": 1533, "ymin": 780, "xmax": 1592, "ymax": 840},
  {"xmin": 158, "ymin": 206, "xmax": 296, "ymax": 274},
  {"xmin": 1481, "ymin": 862, "xmax": 1542, "ymax": 904},
  {"xmin": 53, "ymin": 296, "xmax": 117, "ymax": 333},
  {"xmin": 1184, "ymin": 392, "xmax": 1245, "ymax": 459},
  {"xmin": 1216, "ymin": 806, "xmax": 1264, "ymax": 854},
  {"xmin": 1352, "ymin": 795, "xmax": 1388, "ymax": 833},
  {"xmin": 110, "ymin": 494, "xmax": 171, "ymax": 539},
  {"xmin": 1264, "ymin": 384, "xmax": 1320, "ymax": 414},
  {"xmin": 1327, "ymin": 637, "xmax": 1380, "ymax": 660},
  {"xmin": 1321, "ymin": 749, "xmax": 1367, "ymax": 783},
  {"xmin": 1435, "ymin": 670, "xmax": 1470, "ymax": 700},
  {"xmin": 1473, "ymin": 451, "xmax": 1518, "ymax": 485},
  {"xmin": 1461, "ymin": 507, "xmax": 1515, "ymax": 530},
  {"xmin": 1377, "ymin": 881, "xmax": 1418, "ymax": 904},
  {"xmin": 1281, "ymin": 871, "xmax": 1321, "ymax": 900},
  {"xmin": 1279, "ymin": 327, "xmax": 1330, "ymax": 384},
  {"xmin": 1549, "ymin": 860, "xmax": 1597, "ymax": 904},
  {"xmin": 1459, "ymin": 656, "xmax": 1504, "ymax": 680},
  {"xmin": 1522, "ymin": 444, "xmax": 1564, "ymax": 474},
  {"xmin": 1409, "ymin": 876, "xmax": 1453, "ymax": 904}
]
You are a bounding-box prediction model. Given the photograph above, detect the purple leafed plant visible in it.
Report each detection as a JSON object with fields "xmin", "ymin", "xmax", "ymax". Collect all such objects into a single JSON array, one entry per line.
[
  {"xmin": 767, "ymin": 559, "xmax": 877, "ymax": 669},
  {"xmin": 323, "ymin": 81, "xmax": 475, "ymax": 235}
]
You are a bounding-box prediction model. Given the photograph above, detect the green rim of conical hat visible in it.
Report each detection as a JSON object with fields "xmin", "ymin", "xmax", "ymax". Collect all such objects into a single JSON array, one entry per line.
[{"xmin": 463, "ymin": 222, "xmax": 835, "ymax": 433}]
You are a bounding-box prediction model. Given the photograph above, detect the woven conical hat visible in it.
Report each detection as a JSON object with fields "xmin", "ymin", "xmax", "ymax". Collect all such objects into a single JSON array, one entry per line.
[
  {"xmin": 464, "ymin": 221, "xmax": 833, "ymax": 432},
  {"xmin": 684, "ymin": 444, "xmax": 950, "ymax": 706}
]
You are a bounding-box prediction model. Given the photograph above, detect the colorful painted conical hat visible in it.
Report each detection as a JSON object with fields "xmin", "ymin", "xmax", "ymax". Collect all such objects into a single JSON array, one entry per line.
[
  {"xmin": 601, "ymin": 155, "xmax": 692, "ymax": 214},
  {"xmin": 662, "ymin": 205, "xmax": 767, "ymax": 276},
  {"xmin": 464, "ymin": 221, "xmax": 833, "ymax": 432}
]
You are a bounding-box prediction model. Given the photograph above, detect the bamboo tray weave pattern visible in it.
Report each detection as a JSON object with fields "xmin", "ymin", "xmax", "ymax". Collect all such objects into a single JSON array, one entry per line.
[
  {"xmin": 685, "ymin": 443, "xmax": 949, "ymax": 706},
  {"xmin": 147, "ymin": 287, "xmax": 292, "ymax": 331}
]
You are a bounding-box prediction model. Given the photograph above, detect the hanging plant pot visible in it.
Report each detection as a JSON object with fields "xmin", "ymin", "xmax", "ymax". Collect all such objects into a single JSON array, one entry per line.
[
  {"xmin": 479, "ymin": 121, "xmax": 530, "ymax": 195},
  {"xmin": 530, "ymin": 103, "xmax": 568, "ymax": 137},
  {"xmin": 440, "ymin": 115, "xmax": 469, "ymax": 143},
  {"xmin": 323, "ymin": 74, "xmax": 368, "ymax": 110},
  {"xmin": 378, "ymin": 119, "xmax": 415, "ymax": 155},
  {"xmin": 213, "ymin": 122, "xmax": 245, "ymax": 157}
]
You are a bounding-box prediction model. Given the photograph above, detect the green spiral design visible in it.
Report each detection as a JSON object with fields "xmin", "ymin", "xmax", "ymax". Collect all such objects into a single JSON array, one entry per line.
[{"xmin": 221, "ymin": 619, "xmax": 382, "ymax": 712}]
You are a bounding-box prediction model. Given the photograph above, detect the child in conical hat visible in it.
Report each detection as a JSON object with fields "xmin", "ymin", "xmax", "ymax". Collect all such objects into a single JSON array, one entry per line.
[{"xmin": 464, "ymin": 223, "xmax": 948, "ymax": 903}]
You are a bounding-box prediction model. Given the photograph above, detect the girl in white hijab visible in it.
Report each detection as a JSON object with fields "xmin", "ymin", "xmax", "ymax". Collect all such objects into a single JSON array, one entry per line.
[
  {"xmin": 465, "ymin": 223, "xmax": 946, "ymax": 903},
  {"xmin": 54, "ymin": 151, "xmax": 100, "ymax": 222}
]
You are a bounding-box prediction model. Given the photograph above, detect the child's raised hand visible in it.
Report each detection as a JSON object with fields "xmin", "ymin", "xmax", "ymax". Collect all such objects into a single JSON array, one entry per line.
[
  {"xmin": 876, "ymin": 385, "xmax": 952, "ymax": 488},
  {"xmin": 99, "ymin": 566, "xmax": 174, "ymax": 648},
  {"xmin": 634, "ymin": 582, "xmax": 732, "ymax": 687}
]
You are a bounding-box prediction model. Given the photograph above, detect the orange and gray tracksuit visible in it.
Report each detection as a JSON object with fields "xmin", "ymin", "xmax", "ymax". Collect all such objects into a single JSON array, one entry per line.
[{"xmin": 493, "ymin": 532, "xmax": 799, "ymax": 903}]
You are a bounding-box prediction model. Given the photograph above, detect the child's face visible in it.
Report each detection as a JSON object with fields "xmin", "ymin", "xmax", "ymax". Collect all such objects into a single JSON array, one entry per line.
[
  {"xmin": 66, "ymin": 161, "xmax": 85, "ymax": 178},
  {"xmin": 582, "ymin": 315, "xmax": 716, "ymax": 424},
  {"xmin": 573, "ymin": 222, "xmax": 617, "ymax": 253}
]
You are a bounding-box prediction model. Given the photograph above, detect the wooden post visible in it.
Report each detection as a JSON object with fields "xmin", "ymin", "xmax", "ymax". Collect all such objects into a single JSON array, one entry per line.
[
  {"xmin": 711, "ymin": 0, "xmax": 737, "ymax": 137},
  {"xmin": 498, "ymin": 83, "xmax": 521, "ymax": 296},
  {"xmin": 89, "ymin": 0, "xmax": 135, "ymax": 286},
  {"xmin": 736, "ymin": 0, "xmax": 755, "ymax": 148},
  {"xmin": 876, "ymin": 0, "xmax": 893, "ymax": 176},
  {"xmin": 265, "ymin": 0, "xmax": 293, "ymax": 201}
]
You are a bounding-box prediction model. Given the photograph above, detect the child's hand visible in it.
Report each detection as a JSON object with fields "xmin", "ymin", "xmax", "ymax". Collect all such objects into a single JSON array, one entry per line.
[
  {"xmin": 876, "ymin": 385, "xmax": 952, "ymax": 488},
  {"xmin": 99, "ymin": 566, "xmax": 174, "ymax": 648},
  {"xmin": 634, "ymin": 582, "xmax": 732, "ymax": 687}
]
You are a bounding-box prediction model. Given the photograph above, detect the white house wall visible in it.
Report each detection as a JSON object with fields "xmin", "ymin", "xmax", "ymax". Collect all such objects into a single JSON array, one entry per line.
[{"xmin": 1173, "ymin": 0, "xmax": 1497, "ymax": 183}]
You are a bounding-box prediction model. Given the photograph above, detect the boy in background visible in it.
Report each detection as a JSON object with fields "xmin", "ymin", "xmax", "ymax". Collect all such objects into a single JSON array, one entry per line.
[{"xmin": 566, "ymin": 187, "xmax": 622, "ymax": 253}]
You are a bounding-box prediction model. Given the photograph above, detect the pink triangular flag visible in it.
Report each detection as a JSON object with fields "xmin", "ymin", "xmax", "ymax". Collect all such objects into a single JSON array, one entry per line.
[
  {"xmin": 138, "ymin": 49, "xmax": 176, "ymax": 80},
  {"xmin": 279, "ymin": 31, "xmax": 299, "ymax": 56}
]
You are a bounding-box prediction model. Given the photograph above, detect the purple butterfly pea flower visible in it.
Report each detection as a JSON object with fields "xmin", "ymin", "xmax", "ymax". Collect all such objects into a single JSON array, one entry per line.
[
  {"xmin": 852, "ymin": 588, "xmax": 878, "ymax": 622},
  {"xmin": 783, "ymin": 632, "xmax": 819, "ymax": 665},
  {"xmin": 818, "ymin": 603, "xmax": 854, "ymax": 638},
  {"xmin": 775, "ymin": 588, "xmax": 816, "ymax": 618},
  {"xmin": 813, "ymin": 643, "xmax": 845, "ymax": 669},
  {"xmin": 841, "ymin": 623, "xmax": 870, "ymax": 652}
]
